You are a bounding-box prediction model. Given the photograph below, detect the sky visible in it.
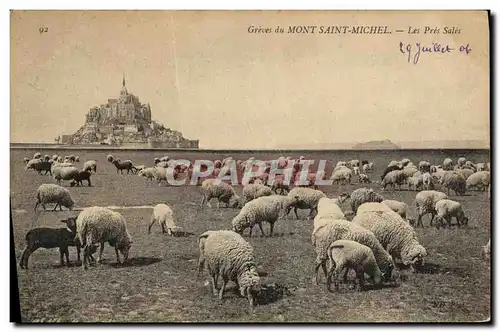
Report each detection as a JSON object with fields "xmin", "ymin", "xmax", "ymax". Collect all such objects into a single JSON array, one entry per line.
[{"xmin": 10, "ymin": 10, "xmax": 490, "ymax": 149}]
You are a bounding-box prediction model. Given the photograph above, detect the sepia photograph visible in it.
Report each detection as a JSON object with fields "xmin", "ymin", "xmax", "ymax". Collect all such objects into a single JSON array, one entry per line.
[{"xmin": 9, "ymin": 9, "xmax": 491, "ymax": 323}]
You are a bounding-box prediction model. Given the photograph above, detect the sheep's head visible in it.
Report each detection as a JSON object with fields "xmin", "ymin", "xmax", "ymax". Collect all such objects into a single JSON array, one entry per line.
[
  {"xmin": 458, "ymin": 212, "xmax": 469, "ymax": 227},
  {"xmin": 380, "ymin": 256, "xmax": 395, "ymax": 282},
  {"xmin": 337, "ymin": 192, "xmax": 350, "ymax": 205},
  {"xmin": 238, "ymin": 264, "xmax": 261, "ymax": 307},
  {"xmin": 406, "ymin": 218, "xmax": 416, "ymax": 227},
  {"xmin": 404, "ymin": 245, "xmax": 427, "ymax": 272},
  {"xmin": 117, "ymin": 240, "xmax": 132, "ymax": 262},
  {"xmin": 229, "ymin": 194, "xmax": 242, "ymax": 208},
  {"xmin": 231, "ymin": 215, "xmax": 246, "ymax": 234},
  {"xmin": 61, "ymin": 217, "xmax": 77, "ymax": 233}
]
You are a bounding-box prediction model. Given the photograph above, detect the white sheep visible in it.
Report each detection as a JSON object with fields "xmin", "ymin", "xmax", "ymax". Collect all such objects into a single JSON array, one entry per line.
[
  {"xmin": 315, "ymin": 193, "xmax": 351, "ymax": 222},
  {"xmin": 52, "ymin": 166, "xmax": 79, "ymax": 186},
  {"xmin": 362, "ymin": 164, "xmax": 371, "ymax": 173},
  {"xmin": 352, "ymin": 166, "xmax": 360, "ymax": 175},
  {"xmin": 388, "ymin": 160, "xmax": 400, "ymax": 168},
  {"xmin": 402, "ymin": 165, "xmax": 419, "ymax": 179},
  {"xmin": 200, "ymin": 179, "xmax": 241, "ymax": 209},
  {"xmin": 284, "ymin": 187, "xmax": 327, "ymax": 220},
  {"xmin": 422, "ymin": 172, "xmax": 434, "ymax": 190},
  {"xmin": 76, "ymin": 206, "xmax": 132, "ymax": 270},
  {"xmin": 414, "ymin": 190, "xmax": 448, "ymax": 228},
  {"xmin": 138, "ymin": 167, "xmax": 156, "ymax": 181},
  {"xmin": 349, "ymin": 188, "xmax": 384, "ymax": 215},
  {"xmin": 440, "ymin": 171, "xmax": 467, "ymax": 196},
  {"xmin": 476, "ymin": 163, "xmax": 486, "ymax": 171},
  {"xmin": 232, "ymin": 195, "xmax": 299, "ymax": 237},
  {"xmin": 34, "ymin": 183, "xmax": 75, "ymax": 211},
  {"xmin": 442, "ymin": 158, "xmax": 454, "ymax": 171},
  {"xmin": 381, "ymin": 170, "xmax": 407, "ymax": 191},
  {"xmin": 407, "ymin": 176, "xmax": 423, "ymax": 191},
  {"xmin": 358, "ymin": 173, "xmax": 371, "ymax": 184},
  {"xmin": 82, "ymin": 160, "xmax": 97, "ymax": 174},
  {"xmin": 434, "ymin": 199, "xmax": 469, "ymax": 228},
  {"xmin": 330, "ymin": 166, "xmax": 352, "ymax": 185},
  {"xmin": 312, "ymin": 218, "xmax": 394, "ymax": 286},
  {"xmin": 197, "ymin": 230, "xmax": 261, "ymax": 307},
  {"xmin": 33, "ymin": 152, "xmax": 42, "ymax": 159},
  {"xmin": 352, "ymin": 203, "xmax": 427, "ymax": 272},
  {"xmin": 466, "ymin": 171, "xmax": 490, "ymax": 191},
  {"xmin": 326, "ymin": 239, "xmax": 382, "ymax": 292},
  {"xmin": 381, "ymin": 199, "xmax": 411, "ymax": 220},
  {"xmin": 242, "ymin": 183, "xmax": 273, "ymax": 204},
  {"xmin": 148, "ymin": 203, "xmax": 179, "ymax": 235}
]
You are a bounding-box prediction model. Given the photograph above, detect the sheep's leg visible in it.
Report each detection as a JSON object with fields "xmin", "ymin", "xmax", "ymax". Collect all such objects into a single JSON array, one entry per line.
[
  {"xmin": 248, "ymin": 226, "xmax": 253, "ymax": 237},
  {"xmin": 216, "ymin": 200, "xmax": 221, "ymax": 209},
  {"xmin": 76, "ymin": 242, "xmax": 81, "ymax": 262},
  {"xmin": 87, "ymin": 179, "xmax": 91, "ymax": 187},
  {"xmin": 257, "ymin": 222, "xmax": 266, "ymax": 237},
  {"xmin": 59, "ymin": 204, "xmax": 63, "ymax": 211},
  {"xmin": 115, "ymin": 247, "xmax": 122, "ymax": 264},
  {"xmin": 210, "ymin": 274, "xmax": 219, "ymax": 296},
  {"xmin": 197, "ymin": 256, "xmax": 205, "ymax": 277},
  {"xmin": 269, "ymin": 222, "xmax": 275, "ymax": 237},
  {"xmin": 218, "ymin": 277, "xmax": 228, "ymax": 300},
  {"xmin": 147, "ymin": 216, "xmax": 156, "ymax": 235},
  {"xmin": 59, "ymin": 247, "xmax": 65, "ymax": 266},
  {"xmin": 429, "ymin": 212, "xmax": 436, "ymax": 227},
  {"xmin": 200, "ymin": 194, "xmax": 207, "ymax": 209},
  {"xmin": 313, "ymin": 258, "xmax": 323, "ymax": 285},
  {"xmin": 52, "ymin": 203, "xmax": 60, "ymax": 211},
  {"xmin": 33, "ymin": 201, "xmax": 39, "ymax": 211},
  {"xmin": 97, "ymin": 242, "xmax": 105, "ymax": 263},
  {"xmin": 293, "ymin": 207, "xmax": 299, "ymax": 220},
  {"xmin": 20, "ymin": 246, "xmax": 35, "ymax": 269},
  {"xmin": 167, "ymin": 228, "xmax": 172, "ymax": 236},
  {"xmin": 355, "ymin": 270, "xmax": 365, "ymax": 292}
]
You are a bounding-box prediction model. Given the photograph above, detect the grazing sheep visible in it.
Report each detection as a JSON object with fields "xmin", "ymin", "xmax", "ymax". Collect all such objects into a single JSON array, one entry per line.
[
  {"xmin": 330, "ymin": 166, "xmax": 353, "ymax": 185},
  {"xmin": 70, "ymin": 170, "xmax": 92, "ymax": 187},
  {"xmin": 349, "ymin": 188, "xmax": 384, "ymax": 215},
  {"xmin": 414, "ymin": 190, "xmax": 448, "ymax": 228},
  {"xmin": 138, "ymin": 167, "xmax": 156, "ymax": 181},
  {"xmin": 160, "ymin": 156, "xmax": 170, "ymax": 162},
  {"xmin": 358, "ymin": 174, "xmax": 371, "ymax": 184},
  {"xmin": 350, "ymin": 160, "xmax": 360, "ymax": 168},
  {"xmin": 242, "ymin": 183, "xmax": 273, "ymax": 204},
  {"xmin": 464, "ymin": 161, "xmax": 477, "ymax": 172},
  {"xmin": 197, "ymin": 230, "xmax": 261, "ymax": 307},
  {"xmin": 112, "ymin": 159, "xmax": 137, "ymax": 174},
  {"xmin": 380, "ymin": 165, "xmax": 403, "ymax": 181},
  {"xmin": 326, "ymin": 239, "xmax": 382, "ymax": 292},
  {"xmin": 82, "ymin": 160, "xmax": 97, "ymax": 174},
  {"xmin": 148, "ymin": 203, "xmax": 179, "ymax": 235},
  {"xmin": 200, "ymin": 179, "xmax": 241, "ymax": 209},
  {"xmin": 482, "ymin": 239, "xmax": 491, "ymax": 261},
  {"xmin": 440, "ymin": 171, "xmax": 466, "ymax": 196},
  {"xmin": 284, "ymin": 187, "xmax": 327, "ymax": 220},
  {"xmin": 43, "ymin": 154, "xmax": 50, "ymax": 162},
  {"xmin": 52, "ymin": 154, "xmax": 59, "ymax": 161},
  {"xmin": 314, "ymin": 193, "xmax": 351, "ymax": 223},
  {"xmin": 34, "ymin": 183, "xmax": 74, "ymax": 211},
  {"xmin": 25, "ymin": 159, "xmax": 52, "ymax": 175},
  {"xmin": 19, "ymin": 217, "xmax": 86, "ymax": 269},
  {"xmin": 466, "ymin": 171, "xmax": 490, "ymax": 191},
  {"xmin": 56, "ymin": 156, "xmax": 63, "ymax": 163},
  {"xmin": 401, "ymin": 158, "xmax": 412, "ymax": 167},
  {"xmin": 402, "ymin": 165, "xmax": 419, "ymax": 179},
  {"xmin": 381, "ymin": 199, "xmax": 411, "ymax": 220},
  {"xmin": 381, "ymin": 170, "xmax": 407, "ymax": 191},
  {"xmin": 52, "ymin": 166, "xmax": 79, "ymax": 186},
  {"xmin": 434, "ymin": 199, "xmax": 469, "ymax": 228},
  {"xmin": 76, "ymin": 206, "xmax": 132, "ymax": 270},
  {"xmin": 232, "ymin": 195, "xmax": 299, "ymax": 237},
  {"xmin": 312, "ymin": 218, "xmax": 394, "ymax": 286},
  {"xmin": 387, "ymin": 160, "xmax": 400, "ymax": 168},
  {"xmin": 352, "ymin": 204, "xmax": 427, "ymax": 272},
  {"xmin": 407, "ymin": 176, "xmax": 423, "ymax": 191}
]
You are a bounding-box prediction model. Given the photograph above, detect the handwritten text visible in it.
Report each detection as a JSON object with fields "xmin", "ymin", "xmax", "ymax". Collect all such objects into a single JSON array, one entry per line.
[{"xmin": 399, "ymin": 42, "xmax": 471, "ymax": 64}]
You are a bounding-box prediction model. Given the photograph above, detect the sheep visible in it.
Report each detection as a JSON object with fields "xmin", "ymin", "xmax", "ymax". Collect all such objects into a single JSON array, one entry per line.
[
  {"xmin": 19, "ymin": 217, "xmax": 84, "ymax": 269},
  {"xmin": 442, "ymin": 158, "xmax": 454, "ymax": 171},
  {"xmin": 197, "ymin": 230, "xmax": 261, "ymax": 308},
  {"xmin": 138, "ymin": 167, "xmax": 156, "ymax": 181},
  {"xmin": 52, "ymin": 166, "xmax": 80, "ymax": 186},
  {"xmin": 464, "ymin": 161, "xmax": 477, "ymax": 172},
  {"xmin": 419, "ymin": 161, "xmax": 431, "ymax": 173},
  {"xmin": 76, "ymin": 206, "xmax": 133, "ymax": 270},
  {"xmin": 23, "ymin": 157, "xmax": 30, "ymax": 164},
  {"xmin": 457, "ymin": 157, "xmax": 467, "ymax": 168},
  {"xmin": 57, "ymin": 156, "xmax": 63, "ymax": 163},
  {"xmin": 402, "ymin": 165, "xmax": 419, "ymax": 179},
  {"xmin": 482, "ymin": 239, "xmax": 491, "ymax": 261},
  {"xmin": 311, "ymin": 218, "xmax": 394, "ymax": 286},
  {"xmin": 466, "ymin": 171, "xmax": 490, "ymax": 191},
  {"xmin": 232, "ymin": 195, "xmax": 299, "ymax": 237},
  {"xmin": 381, "ymin": 170, "xmax": 407, "ymax": 191},
  {"xmin": 434, "ymin": 199, "xmax": 469, "ymax": 229},
  {"xmin": 313, "ymin": 193, "xmax": 351, "ymax": 233},
  {"xmin": 33, "ymin": 152, "xmax": 42, "ymax": 159},
  {"xmin": 349, "ymin": 188, "xmax": 384, "ymax": 215},
  {"xmin": 112, "ymin": 159, "xmax": 137, "ymax": 174},
  {"xmin": 401, "ymin": 158, "xmax": 412, "ymax": 167},
  {"xmin": 358, "ymin": 173, "xmax": 371, "ymax": 184},
  {"xmin": 326, "ymin": 239, "xmax": 382, "ymax": 292},
  {"xmin": 352, "ymin": 203, "xmax": 427, "ymax": 272},
  {"xmin": 25, "ymin": 159, "xmax": 52, "ymax": 175},
  {"xmin": 283, "ymin": 187, "xmax": 327, "ymax": 220},
  {"xmin": 381, "ymin": 199, "xmax": 411, "ymax": 221},
  {"xmin": 148, "ymin": 203, "xmax": 179, "ymax": 235},
  {"xmin": 34, "ymin": 183, "xmax": 74, "ymax": 211},
  {"xmin": 106, "ymin": 154, "xmax": 114, "ymax": 163},
  {"xmin": 407, "ymin": 176, "xmax": 423, "ymax": 191},
  {"xmin": 352, "ymin": 166, "xmax": 360, "ymax": 175},
  {"xmin": 330, "ymin": 166, "xmax": 352, "ymax": 185},
  {"xmin": 160, "ymin": 156, "xmax": 170, "ymax": 162},
  {"xmin": 75, "ymin": 156, "xmax": 80, "ymax": 162},
  {"xmin": 350, "ymin": 159, "xmax": 360, "ymax": 168},
  {"xmin": 242, "ymin": 183, "xmax": 273, "ymax": 204},
  {"xmin": 422, "ymin": 172, "xmax": 435, "ymax": 190},
  {"xmin": 414, "ymin": 190, "xmax": 448, "ymax": 228},
  {"xmin": 387, "ymin": 160, "xmax": 400, "ymax": 168},
  {"xmin": 200, "ymin": 179, "xmax": 241, "ymax": 209},
  {"xmin": 82, "ymin": 160, "xmax": 97, "ymax": 174},
  {"xmin": 70, "ymin": 170, "xmax": 92, "ymax": 187},
  {"xmin": 52, "ymin": 154, "xmax": 59, "ymax": 161},
  {"xmin": 362, "ymin": 164, "xmax": 371, "ymax": 173},
  {"xmin": 440, "ymin": 171, "xmax": 466, "ymax": 196},
  {"xmin": 134, "ymin": 165, "xmax": 146, "ymax": 172},
  {"xmin": 380, "ymin": 165, "xmax": 403, "ymax": 181},
  {"xmin": 153, "ymin": 157, "xmax": 161, "ymax": 165},
  {"xmin": 43, "ymin": 154, "xmax": 50, "ymax": 162}
]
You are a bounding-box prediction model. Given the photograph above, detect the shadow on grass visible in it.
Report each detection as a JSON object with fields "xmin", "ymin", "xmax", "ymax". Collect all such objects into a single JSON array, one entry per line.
[
  {"xmin": 109, "ymin": 256, "xmax": 162, "ymax": 268},
  {"xmin": 395, "ymin": 262, "xmax": 468, "ymax": 277},
  {"xmin": 171, "ymin": 230, "xmax": 195, "ymax": 237},
  {"xmin": 255, "ymin": 283, "xmax": 293, "ymax": 305},
  {"xmin": 242, "ymin": 232, "xmax": 295, "ymax": 238}
]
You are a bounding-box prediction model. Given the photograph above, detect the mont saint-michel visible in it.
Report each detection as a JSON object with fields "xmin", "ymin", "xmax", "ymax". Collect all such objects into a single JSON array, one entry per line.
[{"xmin": 58, "ymin": 76, "xmax": 199, "ymax": 149}]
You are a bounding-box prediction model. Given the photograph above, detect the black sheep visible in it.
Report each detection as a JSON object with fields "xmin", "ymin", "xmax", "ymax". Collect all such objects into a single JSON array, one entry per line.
[
  {"xmin": 112, "ymin": 159, "xmax": 137, "ymax": 174},
  {"xmin": 70, "ymin": 170, "xmax": 92, "ymax": 187},
  {"xmin": 380, "ymin": 165, "xmax": 403, "ymax": 181}
]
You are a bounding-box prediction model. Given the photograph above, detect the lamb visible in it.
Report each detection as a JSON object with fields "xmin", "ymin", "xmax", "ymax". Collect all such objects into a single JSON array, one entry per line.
[
  {"xmin": 34, "ymin": 183, "xmax": 74, "ymax": 211},
  {"xmin": 440, "ymin": 171, "xmax": 466, "ymax": 196},
  {"xmin": 313, "ymin": 193, "xmax": 351, "ymax": 233},
  {"xmin": 311, "ymin": 218, "xmax": 394, "ymax": 286},
  {"xmin": 381, "ymin": 170, "xmax": 407, "ymax": 191},
  {"xmin": 414, "ymin": 190, "xmax": 448, "ymax": 228},
  {"xmin": 25, "ymin": 159, "xmax": 53, "ymax": 175},
  {"xmin": 112, "ymin": 159, "xmax": 137, "ymax": 174},
  {"xmin": 442, "ymin": 158, "xmax": 454, "ymax": 171},
  {"xmin": 200, "ymin": 179, "xmax": 242, "ymax": 209},
  {"xmin": 326, "ymin": 239, "xmax": 382, "ymax": 292},
  {"xmin": 242, "ymin": 183, "xmax": 273, "ymax": 204},
  {"xmin": 76, "ymin": 206, "xmax": 133, "ymax": 270},
  {"xmin": 407, "ymin": 175, "xmax": 423, "ymax": 191},
  {"xmin": 381, "ymin": 199, "xmax": 411, "ymax": 221},
  {"xmin": 466, "ymin": 171, "xmax": 490, "ymax": 191},
  {"xmin": 232, "ymin": 195, "xmax": 299, "ymax": 237},
  {"xmin": 19, "ymin": 217, "xmax": 86, "ymax": 269},
  {"xmin": 70, "ymin": 170, "xmax": 92, "ymax": 187},
  {"xmin": 330, "ymin": 166, "xmax": 352, "ymax": 185},
  {"xmin": 349, "ymin": 188, "xmax": 384, "ymax": 215},
  {"xmin": 352, "ymin": 204, "xmax": 428, "ymax": 272},
  {"xmin": 148, "ymin": 203, "xmax": 179, "ymax": 235},
  {"xmin": 138, "ymin": 167, "xmax": 156, "ymax": 181},
  {"xmin": 464, "ymin": 161, "xmax": 477, "ymax": 171},
  {"xmin": 283, "ymin": 187, "xmax": 327, "ymax": 220},
  {"xmin": 52, "ymin": 166, "xmax": 80, "ymax": 186},
  {"xmin": 434, "ymin": 199, "xmax": 469, "ymax": 228},
  {"xmin": 197, "ymin": 230, "xmax": 261, "ymax": 307},
  {"xmin": 82, "ymin": 160, "xmax": 97, "ymax": 174},
  {"xmin": 358, "ymin": 174, "xmax": 371, "ymax": 184},
  {"xmin": 482, "ymin": 239, "xmax": 491, "ymax": 261}
]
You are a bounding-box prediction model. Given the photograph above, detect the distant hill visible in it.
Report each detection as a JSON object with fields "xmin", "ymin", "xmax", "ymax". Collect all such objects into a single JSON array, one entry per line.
[{"xmin": 352, "ymin": 139, "xmax": 401, "ymax": 150}]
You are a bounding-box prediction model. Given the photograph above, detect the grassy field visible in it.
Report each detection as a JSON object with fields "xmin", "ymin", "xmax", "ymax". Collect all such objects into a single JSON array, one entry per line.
[{"xmin": 10, "ymin": 148, "xmax": 491, "ymax": 323}]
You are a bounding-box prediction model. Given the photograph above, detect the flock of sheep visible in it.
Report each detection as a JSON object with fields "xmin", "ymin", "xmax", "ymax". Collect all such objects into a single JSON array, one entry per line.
[{"xmin": 19, "ymin": 152, "xmax": 492, "ymax": 310}]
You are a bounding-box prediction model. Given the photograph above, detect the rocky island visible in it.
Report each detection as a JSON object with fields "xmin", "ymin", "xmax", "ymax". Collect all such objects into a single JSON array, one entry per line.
[{"xmin": 352, "ymin": 139, "xmax": 401, "ymax": 150}]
